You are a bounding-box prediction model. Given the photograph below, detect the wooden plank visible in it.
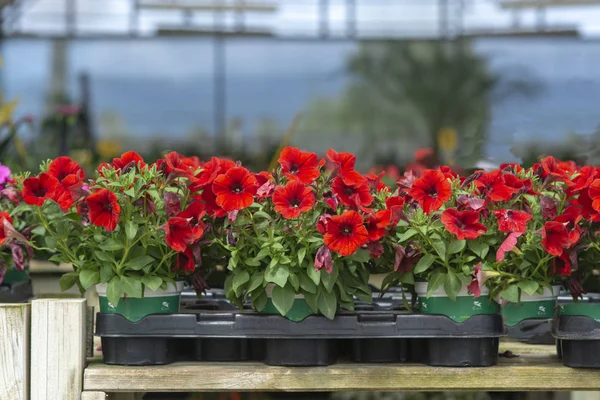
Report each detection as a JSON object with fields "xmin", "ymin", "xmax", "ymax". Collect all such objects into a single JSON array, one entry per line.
[
  {"xmin": 81, "ymin": 392, "xmax": 107, "ymax": 400},
  {"xmin": 499, "ymin": 0, "xmax": 600, "ymax": 8},
  {"xmin": 83, "ymin": 346, "xmax": 598, "ymax": 392},
  {"xmin": 0, "ymin": 304, "xmax": 30, "ymax": 400},
  {"xmin": 138, "ymin": 1, "xmax": 277, "ymax": 12},
  {"xmin": 30, "ymin": 299, "xmax": 87, "ymax": 400}
]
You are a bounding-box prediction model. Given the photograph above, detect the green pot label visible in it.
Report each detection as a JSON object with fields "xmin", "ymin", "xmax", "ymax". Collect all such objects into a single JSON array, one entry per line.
[
  {"xmin": 3, "ymin": 268, "xmax": 29, "ymax": 283},
  {"xmin": 261, "ymin": 298, "xmax": 317, "ymax": 322},
  {"xmin": 559, "ymin": 303, "xmax": 600, "ymax": 323},
  {"xmin": 418, "ymin": 295, "xmax": 500, "ymax": 322},
  {"xmin": 502, "ymin": 300, "xmax": 556, "ymax": 326},
  {"xmin": 99, "ymin": 294, "xmax": 180, "ymax": 322}
]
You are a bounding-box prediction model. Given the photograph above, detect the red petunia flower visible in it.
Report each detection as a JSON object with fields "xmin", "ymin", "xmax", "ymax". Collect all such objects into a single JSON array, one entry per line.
[
  {"xmin": 112, "ymin": 151, "xmax": 145, "ymax": 171},
  {"xmin": 47, "ymin": 156, "xmax": 84, "ymax": 182},
  {"xmin": 552, "ymin": 251, "xmax": 572, "ymax": 277},
  {"xmin": 86, "ymin": 189, "xmax": 121, "ymax": 232},
  {"xmin": 278, "ymin": 146, "xmax": 324, "ymax": 184},
  {"xmin": 55, "ymin": 174, "xmax": 85, "ymax": 212},
  {"xmin": 441, "ymin": 208, "xmax": 487, "ymax": 240},
  {"xmin": 212, "ymin": 166, "xmax": 257, "ymax": 212},
  {"xmin": 326, "ymin": 149, "xmax": 366, "ymax": 186},
  {"xmin": 200, "ymin": 188, "xmax": 227, "ymax": 218},
  {"xmin": 189, "ymin": 157, "xmax": 236, "ymax": 192},
  {"xmin": 386, "ymin": 196, "xmax": 405, "ymax": 226},
  {"xmin": 166, "ymin": 216, "xmax": 204, "ymax": 252},
  {"xmin": 503, "ymin": 173, "xmax": 536, "ymax": 195},
  {"xmin": 475, "ymin": 170, "xmax": 517, "ymax": 202},
  {"xmin": 331, "ymin": 177, "xmax": 373, "ymax": 211},
  {"xmin": 366, "ymin": 210, "xmax": 391, "ymax": 242},
  {"xmin": 255, "ymin": 171, "xmax": 275, "ymax": 198},
  {"xmin": 366, "ymin": 171, "xmax": 387, "ymax": 192},
  {"xmin": 175, "ymin": 246, "xmax": 196, "ymax": 272},
  {"xmin": 97, "ymin": 162, "xmax": 111, "ymax": 177},
  {"xmin": 323, "ymin": 210, "xmax": 369, "ymax": 256},
  {"xmin": 272, "ymin": 181, "xmax": 315, "ymax": 219},
  {"xmin": 577, "ymin": 188, "xmax": 600, "ymax": 222},
  {"xmin": 178, "ymin": 199, "xmax": 207, "ymax": 239},
  {"xmin": 542, "ymin": 221, "xmax": 577, "ymax": 257},
  {"xmin": 500, "ymin": 163, "xmax": 524, "ymax": 174},
  {"xmin": 438, "ymin": 166, "xmax": 458, "ymax": 180},
  {"xmin": 540, "ymin": 156, "xmax": 574, "ymax": 183},
  {"xmin": 568, "ymin": 165, "xmax": 597, "ymax": 195},
  {"xmin": 0, "ymin": 212, "xmax": 13, "ymax": 246},
  {"xmin": 22, "ymin": 173, "xmax": 61, "ymax": 206},
  {"xmin": 588, "ymin": 179, "xmax": 600, "ymax": 211},
  {"xmin": 164, "ymin": 151, "xmax": 200, "ymax": 178},
  {"xmin": 492, "ymin": 209, "xmax": 532, "ymax": 233},
  {"xmin": 409, "ymin": 170, "xmax": 451, "ymax": 214}
]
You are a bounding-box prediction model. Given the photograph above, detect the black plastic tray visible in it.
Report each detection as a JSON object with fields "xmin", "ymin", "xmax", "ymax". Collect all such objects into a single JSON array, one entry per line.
[
  {"xmin": 552, "ymin": 315, "xmax": 600, "ymax": 368},
  {"xmin": 506, "ymin": 318, "xmax": 554, "ymax": 344},
  {"xmin": 96, "ymin": 311, "xmax": 505, "ymax": 367},
  {"xmin": 0, "ymin": 280, "xmax": 33, "ymax": 303}
]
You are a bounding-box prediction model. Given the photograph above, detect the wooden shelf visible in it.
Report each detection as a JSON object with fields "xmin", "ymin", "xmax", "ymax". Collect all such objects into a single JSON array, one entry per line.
[{"xmin": 83, "ymin": 343, "xmax": 600, "ymax": 392}]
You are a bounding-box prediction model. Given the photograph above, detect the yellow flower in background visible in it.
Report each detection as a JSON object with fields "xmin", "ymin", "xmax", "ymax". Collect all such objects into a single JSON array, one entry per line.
[
  {"xmin": 96, "ymin": 139, "xmax": 123, "ymax": 160},
  {"xmin": 0, "ymin": 99, "xmax": 19, "ymax": 126}
]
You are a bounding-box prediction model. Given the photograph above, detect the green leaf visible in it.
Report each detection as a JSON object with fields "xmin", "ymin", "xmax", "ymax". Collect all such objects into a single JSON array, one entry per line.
[
  {"xmin": 264, "ymin": 264, "xmax": 289, "ymax": 288},
  {"xmin": 99, "ymin": 239, "xmax": 124, "ymax": 252},
  {"xmin": 398, "ymin": 272, "xmax": 415, "ymax": 285},
  {"xmin": 247, "ymin": 271, "xmax": 264, "ymax": 293},
  {"xmin": 59, "ymin": 271, "xmax": 80, "ymax": 292},
  {"xmin": 382, "ymin": 272, "xmax": 401, "ymax": 291},
  {"xmin": 297, "ymin": 248, "xmax": 307, "ymax": 265},
  {"xmin": 299, "ymin": 274, "xmax": 317, "ymax": 294},
  {"xmin": 141, "ymin": 276, "xmax": 163, "ymax": 291},
  {"xmin": 232, "ymin": 271, "xmax": 250, "ymax": 296},
  {"xmin": 500, "ymin": 285, "xmax": 520, "ymax": 303},
  {"xmin": 413, "ymin": 254, "xmax": 436, "ymax": 274},
  {"xmin": 288, "ymin": 273, "xmax": 300, "ymax": 291},
  {"xmin": 318, "ymin": 289, "xmax": 337, "ymax": 320},
  {"xmin": 244, "ymin": 258, "xmax": 261, "ymax": 267},
  {"xmin": 124, "ymin": 187, "xmax": 136, "ymax": 198},
  {"xmin": 252, "ymin": 291, "xmax": 268, "ymax": 311},
  {"xmin": 253, "ymin": 211, "xmax": 272, "ymax": 220},
  {"xmin": 468, "ymin": 240, "xmax": 489, "ymax": 259},
  {"xmin": 121, "ymin": 276, "xmax": 143, "ymax": 298},
  {"xmin": 107, "ymin": 276, "xmax": 121, "ymax": 307},
  {"xmin": 320, "ymin": 263, "xmax": 339, "ymax": 293},
  {"xmin": 254, "ymin": 247, "xmax": 271, "ymax": 262},
  {"xmin": 304, "ymin": 291, "xmax": 319, "ymax": 313},
  {"xmin": 94, "ymin": 251, "xmax": 113, "ymax": 263},
  {"xmin": 350, "ymin": 249, "xmax": 370, "ymax": 263},
  {"xmin": 443, "ymin": 270, "xmax": 462, "ymax": 301},
  {"xmin": 431, "ymin": 240, "xmax": 446, "ymax": 261},
  {"xmin": 426, "ymin": 272, "xmax": 447, "ymax": 297},
  {"xmin": 397, "ymin": 228, "xmax": 418, "ymax": 242},
  {"xmin": 518, "ymin": 281, "xmax": 540, "ymax": 296},
  {"xmin": 79, "ymin": 269, "xmax": 100, "ymax": 290},
  {"xmin": 307, "ymin": 263, "xmax": 321, "ymax": 286},
  {"xmin": 271, "ymin": 284, "xmax": 295, "ymax": 316},
  {"xmin": 124, "ymin": 256, "xmax": 155, "ymax": 271},
  {"xmin": 125, "ymin": 221, "xmax": 138, "ymax": 240},
  {"xmin": 447, "ymin": 240, "xmax": 466, "ymax": 255},
  {"xmin": 100, "ymin": 264, "xmax": 114, "ymax": 283},
  {"xmin": 45, "ymin": 236, "xmax": 57, "ymax": 249}
]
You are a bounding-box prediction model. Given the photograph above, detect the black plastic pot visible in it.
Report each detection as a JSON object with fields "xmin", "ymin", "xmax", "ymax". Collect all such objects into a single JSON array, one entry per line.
[
  {"xmin": 552, "ymin": 315, "xmax": 600, "ymax": 368},
  {"xmin": 0, "ymin": 280, "xmax": 33, "ymax": 303},
  {"xmin": 506, "ymin": 318, "xmax": 554, "ymax": 344},
  {"xmin": 265, "ymin": 339, "xmax": 336, "ymax": 366}
]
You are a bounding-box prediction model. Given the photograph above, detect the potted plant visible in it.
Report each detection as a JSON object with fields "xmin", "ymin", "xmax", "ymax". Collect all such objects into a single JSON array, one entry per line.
[
  {"xmin": 19, "ymin": 152, "xmax": 217, "ymax": 321},
  {"xmin": 377, "ymin": 168, "xmax": 501, "ymax": 322},
  {"xmin": 220, "ymin": 147, "xmax": 378, "ymax": 321}
]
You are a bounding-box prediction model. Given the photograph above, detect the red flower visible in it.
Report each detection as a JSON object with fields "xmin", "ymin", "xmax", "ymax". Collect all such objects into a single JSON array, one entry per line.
[
  {"xmin": 212, "ymin": 167, "xmax": 257, "ymax": 212},
  {"xmin": 86, "ymin": 189, "xmax": 121, "ymax": 232},
  {"xmin": 326, "ymin": 149, "xmax": 366, "ymax": 186},
  {"xmin": 323, "ymin": 210, "xmax": 369, "ymax": 256},
  {"xmin": 441, "ymin": 208, "xmax": 487, "ymax": 240},
  {"xmin": 178, "ymin": 200, "xmax": 207, "ymax": 240},
  {"xmin": 588, "ymin": 179, "xmax": 600, "ymax": 211},
  {"xmin": 500, "ymin": 163, "xmax": 524, "ymax": 174},
  {"xmin": 540, "ymin": 156, "xmax": 573, "ymax": 183},
  {"xmin": 542, "ymin": 221, "xmax": 577, "ymax": 257},
  {"xmin": 438, "ymin": 166, "xmax": 458, "ymax": 180},
  {"xmin": 366, "ymin": 171, "xmax": 386, "ymax": 192},
  {"xmin": 278, "ymin": 146, "xmax": 323, "ymax": 184},
  {"xmin": 166, "ymin": 217, "xmax": 203, "ymax": 252},
  {"xmin": 492, "ymin": 209, "xmax": 532, "ymax": 233},
  {"xmin": 200, "ymin": 188, "xmax": 226, "ymax": 218},
  {"xmin": 366, "ymin": 210, "xmax": 391, "ymax": 241},
  {"xmin": 164, "ymin": 151, "xmax": 199, "ymax": 178},
  {"xmin": 552, "ymin": 251, "xmax": 572, "ymax": 277},
  {"xmin": 112, "ymin": 151, "xmax": 145, "ymax": 171},
  {"xmin": 22, "ymin": 173, "xmax": 61, "ymax": 206},
  {"xmin": 568, "ymin": 165, "xmax": 597, "ymax": 195},
  {"xmin": 577, "ymin": 188, "xmax": 600, "ymax": 222},
  {"xmin": 467, "ymin": 263, "xmax": 483, "ymax": 299},
  {"xmin": 0, "ymin": 212, "xmax": 13, "ymax": 246},
  {"xmin": 47, "ymin": 156, "xmax": 84, "ymax": 181},
  {"xmin": 317, "ymin": 215, "xmax": 331, "ymax": 235},
  {"xmin": 331, "ymin": 177, "xmax": 373, "ymax": 211},
  {"xmin": 503, "ymin": 173, "xmax": 536, "ymax": 195},
  {"xmin": 255, "ymin": 171, "xmax": 275, "ymax": 198},
  {"xmin": 55, "ymin": 174, "xmax": 85, "ymax": 211},
  {"xmin": 189, "ymin": 157, "xmax": 236, "ymax": 192},
  {"xmin": 97, "ymin": 162, "xmax": 111, "ymax": 177},
  {"xmin": 175, "ymin": 247, "xmax": 196, "ymax": 272},
  {"xmin": 272, "ymin": 181, "xmax": 315, "ymax": 219},
  {"xmin": 314, "ymin": 245, "xmax": 333, "ymax": 274},
  {"xmin": 475, "ymin": 170, "xmax": 517, "ymax": 202},
  {"xmin": 410, "ymin": 170, "xmax": 451, "ymax": 214},
  {"xmin": 386, "ymin": 196, "xmax": 405, "ymax": 226}
]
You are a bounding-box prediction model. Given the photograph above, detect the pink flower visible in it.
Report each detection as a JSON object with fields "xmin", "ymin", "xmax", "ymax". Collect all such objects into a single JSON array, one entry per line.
[{"xmin": 0, "ymin": 164, "xmax": 11, "ymax": 188}]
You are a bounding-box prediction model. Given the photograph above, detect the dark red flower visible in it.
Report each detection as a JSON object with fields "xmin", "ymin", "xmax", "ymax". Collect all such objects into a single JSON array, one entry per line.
[
  {"xmin": 367, "ymin": 241, "xmax": 384, "ymax": 259},
  {"xmin": 323, "ymin": 192, "xmax": 339, "ymax": 210},
  {"xmin": 568, "ymin": 165, "xmax": 597, "ymax": 195},
  {"xmin": 438, "ymin": 166, "xmax": 458, "ymax": 180},
  {"xmin": 175, "ymin": 246, "xmax": 196, "ymax": 272},
  {"xmin": 366, "ymin": 171, "xmax": 387, "ymax": 192},
  {"xmin": 540, "ymin": 156, "xmax": 573, "ymax": 183},
  {"xmin": 166, "ymin": 217, "xmax": 203, "ymax": 252},
  {"xmin": 47, "ymin": 156, "xmax": 84, "ymax": 182},
  {"xmin": 193, "ymin": 157, "xmax": 236, "ymax": 188},
  {"xmin": 273, "ymin": 181, "xmax": 315, "ymax": 219},
  {"xmin": 456, "ymin": 194, "xmax": 486, "ymax": 211},
  {"xmin": 552, "ymin": 251, "xmax": 572, "ymax": 277},
  {"xmin": 22, "ymin": 173, "xmax": 61, "ymax": 206},
  {"xmin": 200, "ymin": 188, "xmax": 226, "ymax": 218},
  {"xmin": 178, "ymin": 200, "xmax": 207, "ymax": 236},
  {"xmin": 500, "ymin": 163, "xmax": 524, "ymax": 174},
  {"xmin": 55, "ymin": 174, "xmax": 85, "ymax": 212},
  {"xmin": 441, "ymin": 208, "xmax": 487, "ymax": 240},
  {"xmin": 317, "ymin": 215, "xmax": 331, "ymax": 235},
  {"xmin": 0, "ymin": 212, "xmax": 13, "ymax": 246},
  {"xmin": 542, "ymin": 221, "xmax": 577, "ymax": 257},
  {"xmin": 475, "ymin": 170, "xmax": 517, "ymax": 202},
  {"xmin": 503, "ymin": 173, "xmax": 536, "ymax": 195},
  {"xmin": 409, "ymin": 170, "xmax": 451, "ymax": 214},
  {"xmin": 112, "ymin": 151, "xmax": 145, "ymax": 171},
  {"xmin": 326, "ymin": 149, "xmax": 366, "ymax": 186},
  {"xmin": 323, "ymin": 210, "xmax": 369, "ymax": 256},
  {"xmin": 97, "ymin": 162, "xmax": 111, "ymax": 177},
  {"xmin": 164, "ymin": 151, "xmax": 199, "ymax": 178},
  {"xmin": 86, "ymin": 189, "xmax": 121, "ymax": 232},
  {"xmin": 587, "ymin": 179, "xmax": 600, "ymax": 211},
  {"xmin": 314, "ymin": 245, "xmax": 333, "ymax": 274},
  {"xmin": 492, "ymin": 209, "xmax": 532, "ymax": 233},
  {"xmin": 386, "ymin": 196, "xmax": 405, "ymax": 226},
  {"xmin": 577, "ymin": 188, "xmax": 600, "ymax": 222},
  {"xmin": 331, "ymin": 177, "xmax": 373, "ymax": 211},
  {"xmin": 467, "ymin": 263, "xmax": 483, "ymax": 299},
  {"xmin": 396, "ymin": 170, "xmax": 417, "ymax": 192},
  {"xmin": 212, "ymin": 167, "xmax": 257, "ymax": 212},
  {"xmin": 278, "ymin": 146, "xmax": 323, "ymax": 184},
  {"xmin": 366, "ymin": 210, "xmax": 391, "ymax": 242},
  {"xmin": 164, "ymin": 192, "xmax": 182, "ymax": 216}
]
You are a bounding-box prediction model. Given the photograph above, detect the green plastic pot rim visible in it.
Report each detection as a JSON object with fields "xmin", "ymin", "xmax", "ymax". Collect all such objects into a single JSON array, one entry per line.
[
  {"xmin": 511, "ymin": 285, "xmax": 561, "ymax": 302},
  {"xmin": 414, "ymin": 281, "xmax": 489, "ymax": 298},
  {"xmin": 95, "ymin": 281, "xmax": 184, "ymax": 297}
]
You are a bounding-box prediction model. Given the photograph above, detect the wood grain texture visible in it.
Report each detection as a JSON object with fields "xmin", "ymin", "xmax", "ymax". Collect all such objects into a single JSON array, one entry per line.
[
  {"xmin": 0, "ymin": 304, "xmax": 30, "ymax": 400},
  {"xmin": 30, "ymin": 299, "xmax": 87, "ymax": 400},
  {"xmin": 81, "ymin": 392, "xmax": 107, "ymax": 400},
  {"xmin": 83, "ymin": 345, "xmax": 595, "ymax": 392}
]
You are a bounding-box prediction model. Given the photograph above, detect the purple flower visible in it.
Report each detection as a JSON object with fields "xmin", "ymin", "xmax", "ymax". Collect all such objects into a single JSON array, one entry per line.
[{"xmin": 0, "ymin": 164, "xmax": 11, "ymax": 188}]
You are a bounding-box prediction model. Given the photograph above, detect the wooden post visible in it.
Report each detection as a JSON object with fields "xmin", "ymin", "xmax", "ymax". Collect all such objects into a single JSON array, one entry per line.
[
  {"xmin": 30, "ymin": 299, "xmax": 86, "ymax": 400},
  {"xmin": 0, "ymin": 303, "xmax": 30, "ymax": 400}
]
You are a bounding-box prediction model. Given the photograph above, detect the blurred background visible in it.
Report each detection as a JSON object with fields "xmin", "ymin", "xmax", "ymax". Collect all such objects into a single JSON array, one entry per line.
[{"xmin": 2, "ymin": 0, "xmax": 600, "ymax": 174}]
